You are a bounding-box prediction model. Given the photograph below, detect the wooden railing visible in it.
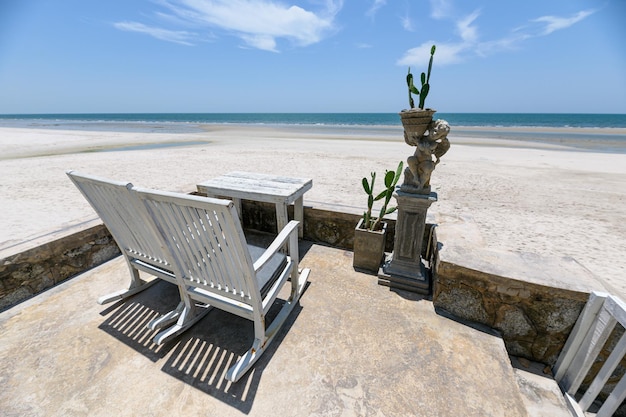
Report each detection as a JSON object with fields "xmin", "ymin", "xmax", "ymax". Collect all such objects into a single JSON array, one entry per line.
[{"xmin": 554, "ymin": 291, "xmax": 626, "ymax": 416}]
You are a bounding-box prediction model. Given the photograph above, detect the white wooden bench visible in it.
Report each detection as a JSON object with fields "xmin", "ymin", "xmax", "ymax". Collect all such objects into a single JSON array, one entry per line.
[
  {"xmin": 66, "ymin": 171, "xmax": 174, "ymax": 303},
  {"xmin": 68, "ymin": 171, "xmax": 310, "ymax": 382},
  {"xmin": 66, "ymin": 171, "xmax": 199, "ymax": 331},
  {"xmin": 135, "ymin": 187, "xmax": 310, "ymax": 382}
]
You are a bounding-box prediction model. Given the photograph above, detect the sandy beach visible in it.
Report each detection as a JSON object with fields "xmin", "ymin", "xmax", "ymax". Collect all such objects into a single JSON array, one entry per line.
[{"xmin": 1, "ymin": 123, "xmax": 625, "ymax": 299}]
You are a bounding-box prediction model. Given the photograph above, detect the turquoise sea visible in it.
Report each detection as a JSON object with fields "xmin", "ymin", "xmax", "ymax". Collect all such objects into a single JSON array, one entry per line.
[
  {"xmin": 1, "ymin": 112, "xmax": 625, "ymax": 152},
  {"xmin": 1, "ymin": 112, "xmax": 625, "ymax": 128}
]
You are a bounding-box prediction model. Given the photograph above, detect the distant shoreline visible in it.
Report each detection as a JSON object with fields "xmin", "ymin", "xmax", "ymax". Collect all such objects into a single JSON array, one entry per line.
[{"xmin": 2, "ymin": 120, "xmax": 625, "ymax": 155}]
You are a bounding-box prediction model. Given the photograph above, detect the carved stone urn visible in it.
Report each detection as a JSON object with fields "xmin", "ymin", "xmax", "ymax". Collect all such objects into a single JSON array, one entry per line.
[{"xmin": 399, "ymin": 108, "xmax": 436, "ymax": 140}]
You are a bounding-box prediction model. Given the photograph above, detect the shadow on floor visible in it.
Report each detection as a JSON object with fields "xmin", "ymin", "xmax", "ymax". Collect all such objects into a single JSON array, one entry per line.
[
  {"xmin": 98, "ymin": 280, "xmax": 182, "ymax": 362},
  {"xmin": 97, "ymin": 276, "xmax": 306, "ymax": 414}
]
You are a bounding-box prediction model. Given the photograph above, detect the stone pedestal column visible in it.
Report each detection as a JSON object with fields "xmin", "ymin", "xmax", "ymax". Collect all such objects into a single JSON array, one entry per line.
[{"xmin": 378, "ymin": 190, "xmax": 437, "ymax": 294}]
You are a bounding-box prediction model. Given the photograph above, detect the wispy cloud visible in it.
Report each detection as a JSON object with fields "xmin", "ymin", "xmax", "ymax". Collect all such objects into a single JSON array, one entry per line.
[
  {"xmin": 398, "ymin": 8, "xmax": 596, "ymax": 67},
  {"xmin": 366, "ymin": 0, "xmax": 387, "ymax": 18},
  {"xmin": 113, "ymin": 0, "xmax": 343, "ymax": 52},
  {"xmin": 456, "ymin": 9, "xmax": 480, "ymax": 43},
  {"xmin": 401, "ymin": 13, "xmax": 414, "ymax": 32},
  {"xmin": 113, "ymin": 21, "xmax": 196, "ymax": 45},
  {"xmin": 531, "ymin": 10, "xmax": 595, "ymax": 35},
  {"xmin": 398, "ymin": 42, "xmax": 464, "ymax": 67},
  {"xmin": 429, "ymin": 0, "xmax": 453, "ymax": 20},
  {"xmin": 398, "ymin": 8, "xmax": 480, "ymax": 67}
]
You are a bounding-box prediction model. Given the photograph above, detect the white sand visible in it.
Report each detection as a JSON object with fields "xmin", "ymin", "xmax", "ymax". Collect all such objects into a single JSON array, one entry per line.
[{"xmin": 1, "ymin": 124, "xmax": 625, "ymax": 297}]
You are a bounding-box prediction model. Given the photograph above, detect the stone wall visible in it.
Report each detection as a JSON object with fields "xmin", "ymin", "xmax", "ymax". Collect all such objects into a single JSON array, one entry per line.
[
  {"xmin": 433, "ymin": 260, "xmax": 588, "ymax": 366},
  {"xmin": 0, "ymin": 224, "xmax": 120, "ymax": 311},
  {"xmin": 240, "ymin": 199, "xmax": 397, "ymax": 252}
]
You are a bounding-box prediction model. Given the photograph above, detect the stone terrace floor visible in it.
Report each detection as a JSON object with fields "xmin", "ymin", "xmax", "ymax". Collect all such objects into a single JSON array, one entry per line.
[{"xmin": 0, "ymin": 239, "xmax": 531, "ymax": 417}]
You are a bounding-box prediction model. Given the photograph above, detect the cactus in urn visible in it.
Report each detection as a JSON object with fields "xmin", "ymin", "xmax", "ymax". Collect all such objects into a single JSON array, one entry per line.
[{"xmin": 407, "ymin": 44, "xmax": 436, "ymax": 109}]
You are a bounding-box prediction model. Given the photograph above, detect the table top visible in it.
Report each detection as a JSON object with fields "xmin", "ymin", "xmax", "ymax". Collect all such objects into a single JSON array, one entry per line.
[{"xmin": 197, "ymin": 171, "xmax": 312, "ymax": 204}]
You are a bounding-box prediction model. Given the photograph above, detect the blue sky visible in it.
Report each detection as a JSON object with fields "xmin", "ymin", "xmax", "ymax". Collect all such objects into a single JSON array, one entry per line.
[{"xmin": 1, "ymin": 0, "xmax": 624, "ymax": 114}]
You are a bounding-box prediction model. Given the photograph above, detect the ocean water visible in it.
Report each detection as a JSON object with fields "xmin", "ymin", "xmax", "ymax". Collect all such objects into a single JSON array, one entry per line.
[
  {"xmin": 1, "ymin": 112, "xmax": 625, "ymax": 152},
  {"xmin": 1, "ymin": 112, "xmax": 626, "ymax": 128}
]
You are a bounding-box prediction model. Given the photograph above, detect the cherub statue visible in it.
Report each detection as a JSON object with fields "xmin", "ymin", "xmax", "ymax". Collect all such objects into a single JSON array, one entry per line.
[{"xmin": 402, "ymin": 119, "xmax": 450, "ymax": 194}]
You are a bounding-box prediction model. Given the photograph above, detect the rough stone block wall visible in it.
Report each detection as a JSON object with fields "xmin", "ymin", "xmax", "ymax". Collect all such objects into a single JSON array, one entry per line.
[
  {"xmin": 240, "ymin": 200, "xmax": 398, "ymax": 252},
  {"xmin": 0, "ymin": 224, "xmax": 120, "ymax": 311},
  {"xmin": 433, "ymin": 261, "xmax": 588, "ymax": 366}
]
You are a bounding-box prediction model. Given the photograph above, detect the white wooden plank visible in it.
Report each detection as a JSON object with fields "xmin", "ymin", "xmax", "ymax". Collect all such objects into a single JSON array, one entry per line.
[
  {"xmin": 67, "ymin": 171, "xmax": 174, "ymax": 304},
  {"xmin": 275, "ymin": 204, "xmax": 289, "ymax": 232},
  {"xmin": 226, "ymin": 171, "xmax": 311, "ymax": 185},
  {"xmin": 294, "ymin": 196, "xmax": 304, "ymax": 238},
  {"xmin": 565, "ymin": 306, "xmax": 617, "ymax": 395},
  {"xmin": 197, "ymin": 171, "xmax": 312, "ymax": 204},
  {"xmin": 579, "ymin": 330, "xmax": 626, "ymax": 410},
  {"xmin": 597, "ymin": 371, "xmax": 626, "ymax": 417},
  {"xmin": 555, "ymin": 292, "xmax": 608, "ymax": 382},
  {"xmin": 209, "ymin": 206, "xmax": 242, "ymax": 294},
  {"xmin": 605, "ymin": 295, "xmax": 626, "ymax": 329}
]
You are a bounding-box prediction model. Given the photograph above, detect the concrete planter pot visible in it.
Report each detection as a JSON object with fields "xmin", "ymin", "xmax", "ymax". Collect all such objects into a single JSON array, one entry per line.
[{"xmin": 353, "ymin": 218, "xmax": 388, "ymax": 273}]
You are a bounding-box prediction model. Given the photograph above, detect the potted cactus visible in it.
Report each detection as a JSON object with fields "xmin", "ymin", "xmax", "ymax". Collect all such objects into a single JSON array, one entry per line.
[
  {"xmin": 400, "ymin": 44, "xmax": 437, "ymax": 139},
  {"xmin": 353, "ymin": 161, "xmax": 403, "ymax": 273}
]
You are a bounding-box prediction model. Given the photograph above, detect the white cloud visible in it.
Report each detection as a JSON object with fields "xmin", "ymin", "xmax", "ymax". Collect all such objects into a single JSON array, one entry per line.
[
  {"xmin": 401, "ymin": 14, "xmax": 414, "ymax": 32},
  {"xmin": 474, "ymin": 33, "xmax": 529, "ymax": 57},
  {"xmin": 162, "ymin": 0, "xmax": 341, "ymax": 51},
  {"xmin": 397, "ymin": 42, "xmax": 463, "ymax": 67},
  {"xmin": 429, "ymin": 0, "xmax": 453, "ymax": 20},
  {"xmin": 397, "ymin": 9, "xmax": 479, "ymax": 67},
  {"xmin": 456, "ymin": 10, "xmax": 480, "ymax": 43},
  {"xmin": 398, "ymin": 8, "xmax": 596, "ymax": 67},
  {"xmin": 477, "ymin": 9, "xmax": 596, "ymax": 55},
  {"xmin": 114, "ymin": 0, "xmax": 343, "ymax": 52},
  {"xmin": 366, "ymin": 0, "xmax": 386, "ymax": 18},
  {"xmin": 240, "ymin": 33, "xmax": 277, "ymax": 51},
  {"xmin": 532, "ymin": 9, "xmax": 595, "ymax": 35},
  {"xmin": 113, "ymin": 21, "xmax": 195, "ymax": 45}
]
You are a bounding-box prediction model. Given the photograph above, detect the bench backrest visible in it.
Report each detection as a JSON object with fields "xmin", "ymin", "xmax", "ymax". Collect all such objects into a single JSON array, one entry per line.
[
  {"xmin": 66, "ymin": 171, "xmax": 171, "ymax": 269},
  {"xmin": 134, "ymin": 187, "xmax": 260, "ymax": 304}
]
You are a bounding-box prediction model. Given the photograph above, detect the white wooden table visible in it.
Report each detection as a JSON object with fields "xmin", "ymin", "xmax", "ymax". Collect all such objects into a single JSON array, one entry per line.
[{"xmin": 197, "ymin": 172, "xmax": 312, "ymax": 238}]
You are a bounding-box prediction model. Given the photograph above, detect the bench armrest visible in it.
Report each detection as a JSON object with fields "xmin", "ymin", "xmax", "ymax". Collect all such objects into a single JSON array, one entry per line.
[{"xmin": 253, "ymin": 220, "xmax": 300, "ymax": 273}]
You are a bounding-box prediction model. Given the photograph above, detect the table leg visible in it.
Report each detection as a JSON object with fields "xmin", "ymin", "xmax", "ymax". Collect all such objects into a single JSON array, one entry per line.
[
  {"xmin": 294, "ymin": 197, "xmax": 304, "ymax": 238},
  {"xmin": 275, "ymin": 203, "xmax": 289, "ymax": 235},
  {"xmin": 233, "ymin": 198, "xmax": 242, "ymax": 222}
]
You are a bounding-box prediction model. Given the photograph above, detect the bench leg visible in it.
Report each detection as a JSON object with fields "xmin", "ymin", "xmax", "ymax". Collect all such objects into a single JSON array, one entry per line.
[
  {"xmin": 152, "ymin": 303, "xmax": 213, "ymax": 345},
  {"xmin": 97, "ymin": 265, "xmax": 158, "ymax": 305},
  {"xmin": 226, "ymin": 267, "xmax": 310, "ymax": 383},
  {"xmin": 147, "ymin": 301, "xmax": 184, "ymax": 330}
]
